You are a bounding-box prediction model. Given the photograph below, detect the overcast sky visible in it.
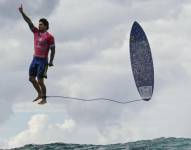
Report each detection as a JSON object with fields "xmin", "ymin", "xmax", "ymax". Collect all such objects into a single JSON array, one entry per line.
[{"xmin": 1, "ymin": 0, "xmax": 191, "ymax": 149}]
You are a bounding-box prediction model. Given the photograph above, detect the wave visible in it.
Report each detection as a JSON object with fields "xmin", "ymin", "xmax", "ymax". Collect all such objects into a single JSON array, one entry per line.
[{"xmin": 3, "ymin": 137, "xmax": 191, "ymax": 150}]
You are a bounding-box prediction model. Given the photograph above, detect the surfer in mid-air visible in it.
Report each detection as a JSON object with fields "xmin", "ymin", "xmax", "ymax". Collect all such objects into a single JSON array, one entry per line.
[{"xmin": 18, "ymin": 4, "xmax": 55, "ymax": 104}]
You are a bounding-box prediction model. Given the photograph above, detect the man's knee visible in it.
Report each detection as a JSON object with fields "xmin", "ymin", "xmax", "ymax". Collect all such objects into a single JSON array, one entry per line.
[
  {"xmin": 29, "ymin": 76, "xmax": 36, "ymax": 83},
  {"xmin": 38, "ymin": 78, "xmax": 44, "ymax": 86}
]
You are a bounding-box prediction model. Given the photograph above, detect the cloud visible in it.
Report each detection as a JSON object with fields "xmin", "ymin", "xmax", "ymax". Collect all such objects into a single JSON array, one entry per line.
[
  {"xmin": 51, "ymin": 0, "xmax": 190, "ymax": 42},
  {"xmin": 0, "ymin": 0, "xmax": 60, "ymax": 22},
  {"xmin": 5, "ymin": 113, "xmax": 152, "ymax": 149},
  {"xmin": 7, "ymin": 114, "xmax": 76, "ymax": 148},
  {"xmin": 0, "ymin": 101, "xmax": 13, "ymax": 124},
  {"xmin": 6, "ymin": 114, "xmax": 127, "ymax": 148}
]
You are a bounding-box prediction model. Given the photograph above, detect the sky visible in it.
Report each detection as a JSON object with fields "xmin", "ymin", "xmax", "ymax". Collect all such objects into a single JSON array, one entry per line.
[{"xmin": 1, "ymin": 0, "xmax": 191, "ymax": 149}]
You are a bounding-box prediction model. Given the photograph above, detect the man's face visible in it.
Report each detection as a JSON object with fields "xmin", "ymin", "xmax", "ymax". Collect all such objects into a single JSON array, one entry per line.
[{"xmin": 38, "ymin": 21, "xmax": 47, "ymax": 31}]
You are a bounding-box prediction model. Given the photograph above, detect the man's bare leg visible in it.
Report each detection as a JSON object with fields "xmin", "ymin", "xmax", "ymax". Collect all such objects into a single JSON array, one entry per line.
[
  {"xmin": 29, "ymin": 76, "xmax": 42, "ymax": 102},
  {"xmin": 37, "ymin": 78, "xmax": 47, "ymax": 104}
]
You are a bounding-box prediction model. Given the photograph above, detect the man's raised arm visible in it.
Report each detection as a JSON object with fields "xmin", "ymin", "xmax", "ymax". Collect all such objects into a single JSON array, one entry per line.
[{"xmin": 18, "ymin": 4, "xmax": 34, "ymax": 30}]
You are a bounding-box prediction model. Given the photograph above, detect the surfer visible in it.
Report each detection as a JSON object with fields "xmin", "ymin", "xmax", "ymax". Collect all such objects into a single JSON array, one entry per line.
[{"xmin": 18, "ymin": 4, "xmax": 55, "ymax": 104}]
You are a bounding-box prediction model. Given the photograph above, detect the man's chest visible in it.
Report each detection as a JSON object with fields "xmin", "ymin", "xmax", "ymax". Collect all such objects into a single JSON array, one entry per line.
[{"xmin": 35, "ymin": 33, "xmax": 49, "ymax": 46}]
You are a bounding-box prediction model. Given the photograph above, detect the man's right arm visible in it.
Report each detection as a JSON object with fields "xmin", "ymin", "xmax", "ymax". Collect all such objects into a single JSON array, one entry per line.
[{"xmin": 18, "ymin": 4, "xmax": 34, "ymax": 31}]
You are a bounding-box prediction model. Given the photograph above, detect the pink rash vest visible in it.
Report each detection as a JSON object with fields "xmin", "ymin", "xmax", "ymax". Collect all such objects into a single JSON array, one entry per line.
[{"xmin": 32, "ymin": 27, "xmax": 55, "ymax": 58}]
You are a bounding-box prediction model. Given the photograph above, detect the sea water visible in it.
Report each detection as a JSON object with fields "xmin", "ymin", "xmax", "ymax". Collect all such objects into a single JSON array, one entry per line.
[{"xmin": 3, "ymin": 137, "xmax": 191, "ymax": 150}]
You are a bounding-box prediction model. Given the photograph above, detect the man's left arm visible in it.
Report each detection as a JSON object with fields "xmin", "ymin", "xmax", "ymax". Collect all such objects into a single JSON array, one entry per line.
[{"xmin": 49, "ymin": 46, "xmax": 55, "ymax": 66}]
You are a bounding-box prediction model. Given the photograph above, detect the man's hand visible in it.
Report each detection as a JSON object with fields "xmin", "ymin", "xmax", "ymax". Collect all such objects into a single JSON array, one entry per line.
[
  {"xmin": 48, "ymin": 62, "xmax": 54, "ymax": 67},
  {"xmin": 18, "ymin": 4, "xmax": 23, "ymax": 13},
  {"xmin": 18, "ymin": 4, "xmax": 34, "ymax": 31}
]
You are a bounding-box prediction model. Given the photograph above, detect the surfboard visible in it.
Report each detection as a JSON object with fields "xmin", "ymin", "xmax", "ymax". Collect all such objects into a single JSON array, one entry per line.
[{"xmin": 129, "ymin": 21, "xmax": 154, "ymax": 101}]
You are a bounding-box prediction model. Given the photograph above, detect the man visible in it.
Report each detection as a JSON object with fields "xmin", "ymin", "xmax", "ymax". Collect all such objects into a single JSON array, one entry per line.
[{"xmin": 18, "ymin": 4, "xmax": 55, "ymax": 104}]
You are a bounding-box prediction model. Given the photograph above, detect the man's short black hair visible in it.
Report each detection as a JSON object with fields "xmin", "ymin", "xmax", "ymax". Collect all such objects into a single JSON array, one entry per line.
[{"xmin": 39, "ymin": 18, "xmax": 49, "ymax": 30}]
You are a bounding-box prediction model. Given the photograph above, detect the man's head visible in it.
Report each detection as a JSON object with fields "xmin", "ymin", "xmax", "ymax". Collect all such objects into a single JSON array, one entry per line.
[{"xmin": 38, "ymin": 18, "xmax": 49, "ymax": 31}]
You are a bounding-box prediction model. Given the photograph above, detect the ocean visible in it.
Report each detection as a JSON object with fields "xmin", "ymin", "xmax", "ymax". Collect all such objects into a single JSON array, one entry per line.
[{"xmin": 3, "ymin": 137, "xmax": 191, "ymax": 150}]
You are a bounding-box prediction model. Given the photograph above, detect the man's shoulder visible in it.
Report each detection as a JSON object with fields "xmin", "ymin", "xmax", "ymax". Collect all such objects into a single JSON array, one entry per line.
[
  {"xmin": 47, "ymin": 31, "xmax": 54, "ymax": 36},
  {"xmin": 46, "ymin": 32, "xmax": 55, "ymax": 39},
  {"xmin": 32, "ymin": 26, "xmax": 39, "ymax": 33}
]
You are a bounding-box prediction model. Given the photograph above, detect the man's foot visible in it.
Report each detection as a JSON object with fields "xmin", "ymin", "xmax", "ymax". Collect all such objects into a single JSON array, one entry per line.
[
  {"xmin": 33, "ymin": 95, "xmax": 42, "ymax": 102},
  {"xmin": 38, "ymin": 99, "xmax": 47, "ymax": 105}
]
